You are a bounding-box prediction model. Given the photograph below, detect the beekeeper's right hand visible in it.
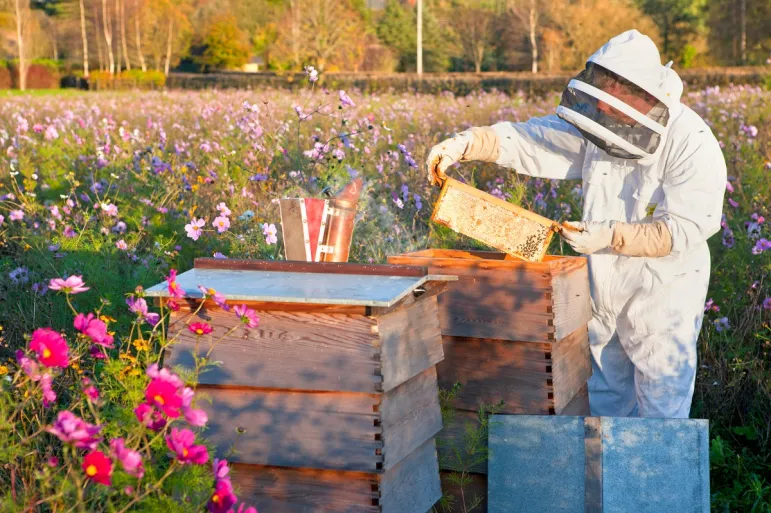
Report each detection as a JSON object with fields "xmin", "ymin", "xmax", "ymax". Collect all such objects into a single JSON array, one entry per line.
[{"xmin": 426, "ymin": 127, "xmax": 501, "ymax": 187}]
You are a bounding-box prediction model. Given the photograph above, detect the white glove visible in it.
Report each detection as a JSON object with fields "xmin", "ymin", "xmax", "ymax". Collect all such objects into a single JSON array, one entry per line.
[
  {"xmin": 426, "ymin": 132, "xmax": 472, "ymax": 187},
  {"xmin": 561, "ymin": 221, "xmax": 615, "ymax": 255}
]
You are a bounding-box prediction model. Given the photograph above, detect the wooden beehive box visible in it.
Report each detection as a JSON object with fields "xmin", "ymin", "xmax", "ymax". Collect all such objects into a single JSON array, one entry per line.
[
  {"xmin": 432, "ymin": 177, "xmax": 560, "ymax": 262},
  {"xmin": 387, "ymin": 249, "xmax": 593, "ymax": 480},
  {"xmin": 145, "ymin": 259, "xmax": 457, "ymax": 513}
]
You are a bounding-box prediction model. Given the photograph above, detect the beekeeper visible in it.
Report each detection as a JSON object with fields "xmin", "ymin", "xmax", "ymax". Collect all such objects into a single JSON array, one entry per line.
[{"xmin": 425, "ymin": 30, "xmax": 726, "ymax": 419}]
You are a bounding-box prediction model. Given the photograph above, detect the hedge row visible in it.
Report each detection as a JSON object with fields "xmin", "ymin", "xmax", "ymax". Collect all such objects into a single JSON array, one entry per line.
[
  {"xmin": 0, "ymin": 61, "xmax": 61, "ymax": 89},
  {"xmin": 166, "ymin": 67, "xmax": 771, "ymax": 97}
]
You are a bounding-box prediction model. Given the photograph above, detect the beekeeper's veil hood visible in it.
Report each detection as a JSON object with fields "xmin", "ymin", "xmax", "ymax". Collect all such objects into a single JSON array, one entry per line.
[{"xmin": 556, "ymin": 30, "xmax": 683, "ymax": 160}]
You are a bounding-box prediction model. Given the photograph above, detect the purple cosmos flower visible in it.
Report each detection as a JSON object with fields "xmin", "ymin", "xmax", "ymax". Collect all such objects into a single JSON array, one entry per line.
[
  {"xmin": 763, "ymin": 297, "xmax": 771, "ymax": 310},
  {"xmin": 234, "ymin": 304, "xmax": 259, "ymax": 329},
  {"xmin": 414, "ymin": 194, "xmax": 423, "ymax": 211},
  {"xmin": 16, "ymin": 350, "xmax": 41, "ymax": 381},
  {"xmin": 752, "ymin": 238, "xmax": 771, "ymax": 255},
  {"xmin": 126, "ymin": 297, "xmax": 161, "ymax": 326},
  {"xmin": 726, "ymin": 181, "xmax": 735, "ymax": 193},
  {"xmin": 339, "ymin": 90, "xmax": 355, "ymax": 108},
  {"xmin": 9, "ymin": 210, "xmax": 24, "ymax": 221},
  {"xmin": 728, "ymin": 198, "xmax": 739, "ymax": 208},
  {"xmin": 46, "ymin": 411, "xmax": 102, "ymax": 450},
  {"xmin": 64, "ymin": 226, "xmax": 76, "ymax": 238},
  {"xmin": 713, "ymin": 317, "xmax": 730, "ymax": 332},
  {"xmin": 213, "ymin": 252, "xmax": 227, "ymax": 259}
]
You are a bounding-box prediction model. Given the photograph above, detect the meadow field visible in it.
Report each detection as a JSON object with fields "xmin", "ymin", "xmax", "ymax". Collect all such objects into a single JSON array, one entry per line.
[{"xmin": 0, "ymin": 80, "xmax": 769, "ymax": 511}]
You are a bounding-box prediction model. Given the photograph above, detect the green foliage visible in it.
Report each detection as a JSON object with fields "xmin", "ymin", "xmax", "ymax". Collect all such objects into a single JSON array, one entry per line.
[
  {"xmin": 376, "ymin": 0, "xmax": 453, "ymax": 72},
  {"xmin": 434, "ymin": 383, "xmax": 503, "ymax": 513},
  {"xmin": 680, "ymin": 44, "xmax": 698, "ymax": 69},
  {"xmin": 195, "ymin": 15, "xmax": 251, "ymax": 71}
]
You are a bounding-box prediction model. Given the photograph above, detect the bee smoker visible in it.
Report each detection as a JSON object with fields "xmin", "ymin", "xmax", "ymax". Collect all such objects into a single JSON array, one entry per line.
[{"xmin": 278, "ymin": 178, "xmax": 363, "ymax": 262}]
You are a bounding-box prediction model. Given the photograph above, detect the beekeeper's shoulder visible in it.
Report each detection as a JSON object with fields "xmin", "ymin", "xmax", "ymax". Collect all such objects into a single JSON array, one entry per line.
[{"xmin": 661, "ymin": 105, "xmax": 723, "ymax": 173}]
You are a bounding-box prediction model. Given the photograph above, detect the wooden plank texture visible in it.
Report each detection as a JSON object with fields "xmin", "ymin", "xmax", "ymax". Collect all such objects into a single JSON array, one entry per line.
[
  {"xmin": 550, "ymin": 258, "xmax": 592, "ymax": 340},
  {"xmin": 558, "ymin": 383, "xmax": 591, "ymax": 416},
  {"xmin": 438, "ymin": 336, "xmax": 553, "ymax": 414},
  {"xmin": 381, "ymin": 367, "xmax": 443, "ymax": 470},
  {"xmin": 388, "ymin": 250, "xmax": 590, "ymax": 343},
  {"xmin": 199, "ymin": 387, "xmax": 382, "ymax": 472},
  {"xmin": 195, "ymin": 257, "xmax": 429, "ymax": 277},
  {"xmin": 380, "ymin": 439, "xmax": 442, "ymax": 513},
  {"xmin": 166, "ymin": 309, "xmax": 382, "ymax": 393},
  {"xmin": 231, "ymin": 463, "xmax": 380, "ymax": 513},
  {"xmin": 551, "ymin": 326, "xmax": 592, "ymax": 413},
  {"xmin": 378, "ymin": 295, "xmax": 444, "ymax": 392}
]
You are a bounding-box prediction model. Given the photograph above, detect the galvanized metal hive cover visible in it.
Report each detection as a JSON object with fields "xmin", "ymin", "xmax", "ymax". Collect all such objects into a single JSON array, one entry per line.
[
  {"xmin": 488, "ymin": 415, "xmax": 710, "ymax": 513},
  {"xmin": 145, "ymin": 268, "xmax": 455, "ymax": 307}
]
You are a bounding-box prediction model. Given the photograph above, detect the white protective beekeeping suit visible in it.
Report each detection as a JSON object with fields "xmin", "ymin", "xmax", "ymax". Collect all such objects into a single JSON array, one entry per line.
[{"xmin": 425, "ymin": 30, "xmax": 727, "ymax": 418}]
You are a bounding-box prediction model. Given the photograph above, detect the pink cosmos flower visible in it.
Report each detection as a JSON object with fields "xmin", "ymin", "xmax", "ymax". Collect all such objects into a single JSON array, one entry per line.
[
  {"xmin": 208, "ymin": 477, "xmax": 237, "ymax": 513},
  {"xmin": 48, "ymin": 275, "xmax": 89, "ymax": 294},
  {"xmin": 63, "ymin": 226, "xmax": 76, "ymax": 238},
  {"xmin": 145, "ymin": 378, "xmax": 183, "ymax": 418},
  {"xmin": 101, "ymin": 203, "xmax": 118, "ymax": 216},
  {"xmin": 233, "ymin": 305, "xmax": 259, "ymax": 329},
  {"xmin": 0, "ymin": 215, "xmax": 4, "ymax": 226},
  {"xmin": 73, "ymin": 313, "xmax": 114, "ymax": 348},
  {"xmin": 116, "ymin": 239, "xmax": 128, "ymax": 250},
  {"xmin": 728, "ymin": 198, "xmax": 739, "ymax": 208},
  {"xmin": 41, "ymin": 373, "xmax": 57, "ymax": 408},
  {"xmin": 213, "ymin": 216, "xmax": 231, "ymax": 233},
  {"xmin": 29, "ymin": 328, "xmax": 70, "ymax": 368},
  {"xmin": 146, "ymin": 363, "xmax": 185, "ymax": 389},
  {"xmin": 726, "ymin": 181, "xmax": 735, "ymax": 193},
  {"xmin": 232, "ymin": 505, "xmax": 258, "ymax": 513},
  {"xmin": 216, "ymin": 202, "xmax": 231, "ymax": 217},
  {"xmin": 189, "ymin": 322, "xmax": 213, "ymax": 336},
  {"xmin": 166, "ymin": 428, "xmax": 209, "ymax": 465},
  {"xmin": 110, "ymin": 438, "xmax": 145, "ymax": 478},
  {"xmin": 47, "ymin": 457, "xmax": 59, "ymax": 467},
  {"xmin": 134, "ymin": 403, "xmax": 167, "ymax": 431},
  {"xmin": 46, "ymin": 411, "xmax": 102, "ymax": 450},
  {"xmin": 166, "ymin": 269, "xmax": 186, "ymax": 300},
  {"xmin": 9, "ymin": 210, "xmax": 24, "ymax": 221},
  {"xmin": 82, "ymin": 377, "xmax": 100, "ymax": 401},
  {"xmin": 213, "ymin": 458, "xmax": 230, "ymax": 480},
  {"xmin": 262, "ymin": 223, "xmax": 277, "ymax": 245},
  {"xmin": 16, "ymin": 350, "xmax": 41, "ymax": 381},
  {"xmin": 166, "ymin": 299, "xmax": 180, "ymax": 312},
  {"xmin": 185, "ymin": 217, "xmax": 206, "ymax": 241},
  {"xmin": 181, "ymin": 387, "xmax": 208, "ymax": 427}
]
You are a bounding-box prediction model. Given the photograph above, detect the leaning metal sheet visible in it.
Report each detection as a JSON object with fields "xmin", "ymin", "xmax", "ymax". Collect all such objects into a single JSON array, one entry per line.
[
  {"xmin": 432, "ymin": 178, "xmax": 555, "ymax": 262},
  {"xmin": 145, "ymin": 268, "xmax": 454, "ymax": 307}
]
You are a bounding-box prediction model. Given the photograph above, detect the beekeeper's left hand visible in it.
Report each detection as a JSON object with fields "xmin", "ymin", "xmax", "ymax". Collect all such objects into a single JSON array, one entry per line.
[{"xmin": 561, "ymin": 220, "xmax": 615, "ymax": 255}]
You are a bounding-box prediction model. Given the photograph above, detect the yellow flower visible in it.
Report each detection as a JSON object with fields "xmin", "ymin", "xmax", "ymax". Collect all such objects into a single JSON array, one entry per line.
[
  {"xmin": 71, "ymin": 362, "xmax": 80, "ymax": 370},
  {"xmin": 0, "ymin": 365, "xmax": 8, "ymax": 376},
  {"xmin": 196, "ymin": 175, "xmax": 205, "ymax": 184},
  {"xmin": 128, "ymin": 369, "xmax": 142, "ymax": 377},
  {"xmin": 100, "ymin": 315, "xmax": 117, "ymax": 324},
  {"xmin": 191, "ymin": 184, "xmax": 199, "ymax": 193},
  {"xmin": 133, "ymin": 339, "xmax": 150, "ymax": 352}
]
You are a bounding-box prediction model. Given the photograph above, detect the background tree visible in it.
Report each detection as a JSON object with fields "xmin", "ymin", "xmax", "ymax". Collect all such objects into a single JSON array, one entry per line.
[
  {"xmin": 451, "ymin": 3, "xmax": 496, "ymax": 72},
  {"xmin": 194, "ymin": 13, "xmax": 249, "ymax": 71}
]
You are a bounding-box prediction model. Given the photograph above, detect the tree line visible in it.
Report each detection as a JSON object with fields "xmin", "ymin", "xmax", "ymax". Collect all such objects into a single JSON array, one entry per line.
[{"xmin": 0, "ymin": 0, "xmax": 769, "ymax": 89}]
